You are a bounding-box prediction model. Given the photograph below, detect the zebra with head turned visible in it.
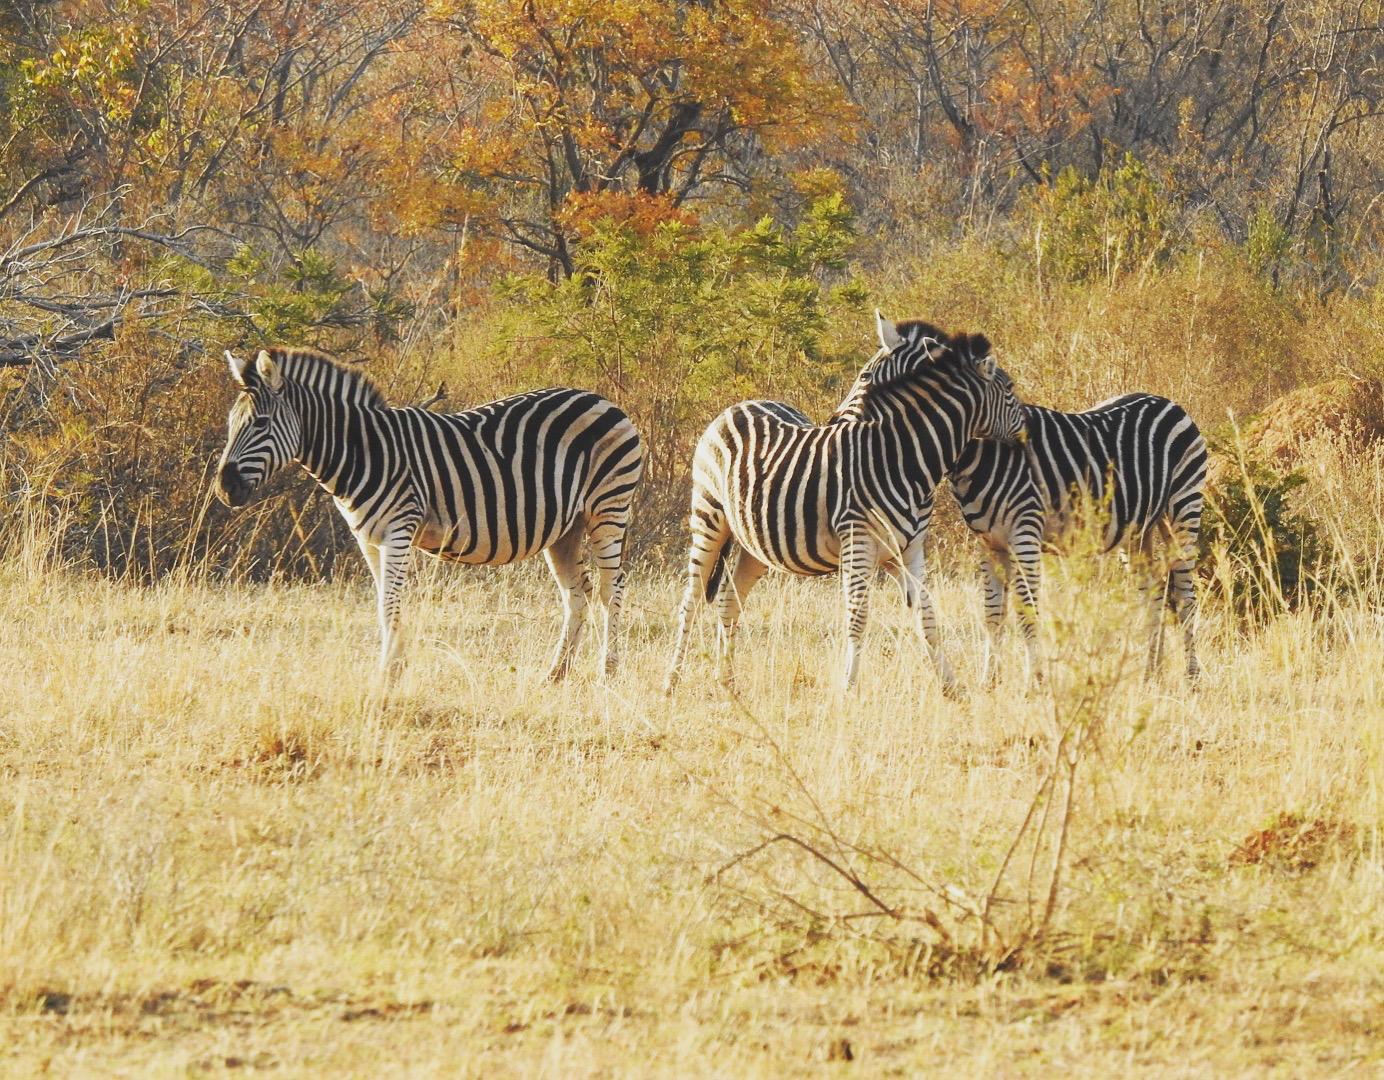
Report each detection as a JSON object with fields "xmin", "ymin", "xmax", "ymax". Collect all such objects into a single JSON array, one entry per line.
[
  {"xmin": 215, "ymin": 347, "xmax": 644, "ymax": 679},
  {"xmin": 949, "ymin": 392, "xmax": 1206, "ymax": 683},
  {"xmin": 664, "ymin": 312, "xmax": 1028, "ymax": 694}
]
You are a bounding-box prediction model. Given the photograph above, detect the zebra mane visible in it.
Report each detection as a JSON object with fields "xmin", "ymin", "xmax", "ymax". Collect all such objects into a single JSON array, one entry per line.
[
  {"xmin": 893, "ymin": 319, "xmax": 947, "ymax": 344},
  {"xmin": 259, "ymin": 346, "xmax": 389, "ymax": 408},
  {"xmin": 831, "ymin": 323, "xmax": 991, "ymax": 422},
  {"xmin": 894, "ymin": 323, "xmax": 992, "ymax": 366}
]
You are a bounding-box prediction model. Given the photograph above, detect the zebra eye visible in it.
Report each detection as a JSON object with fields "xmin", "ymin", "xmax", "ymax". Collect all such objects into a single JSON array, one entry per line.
[{"xmin": 250, "ymin": 415, "xmax": 271, "ymax": 431}]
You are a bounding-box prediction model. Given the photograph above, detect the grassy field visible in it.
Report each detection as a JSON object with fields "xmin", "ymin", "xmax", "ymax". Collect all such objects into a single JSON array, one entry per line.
[{"xmin": 2, "ymin": 509, "xmax": 1383, "ymax": 1077}]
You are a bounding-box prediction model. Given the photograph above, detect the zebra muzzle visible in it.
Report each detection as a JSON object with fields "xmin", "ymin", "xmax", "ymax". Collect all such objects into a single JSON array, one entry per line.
[{"xmin": 215, "ymin": 462, "xmax": 250, "ymax": 507}]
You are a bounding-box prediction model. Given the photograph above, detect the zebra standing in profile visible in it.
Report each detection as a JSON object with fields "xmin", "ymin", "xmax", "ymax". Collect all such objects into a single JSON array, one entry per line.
[
  {"xmin": 215, "ymin": 347, "xmax": 644, "ymax": 679},
  {"xmin": 664, "ymin": 312, "xmax": 1028, "ymax": 694},
  {"xmin": 949, "ymin": 392, "xmax": 1206, "ymax": 682}
]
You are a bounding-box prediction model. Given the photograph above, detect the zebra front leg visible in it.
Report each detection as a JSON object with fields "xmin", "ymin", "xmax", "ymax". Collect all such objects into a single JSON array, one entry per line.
[
  {"xmin": 840, "ymin": 528, "xmax": 877, "ymax": 690},
  {"xmin": 1135, "ymin": 531, "xmax": 1167, "ymax": 681},
  {"xmin": 354, "ymin": 535, "xmax": 386, "ymax": 673},
  {"xmin": 1009, "ymin": 534, "xmax": 1044, "ymax": 686},
  {"xmin": 372, "ymin": 527, "xmax": 416, "ymax": 677},
  {"xmin": 900, "ymin": 537, "xmax": 957, "ymax": 696},
  {"xmin": 587, "ymin": 517, "xmax": 628, "ymax": 677},
  {"xmin": 715, "ymin": 548, "xmax": 768, "ymax": 690},
  {"xmin": 543, "ymin": 525, "xmax": 590, "ymax": 682},
  {"xmin": 1163, "ymin": 520, "xmax": 1201, "ymax": 683},
  {"xmin": 1168, "ymin": 560, "xmax": 1200, "ymax": 683}
]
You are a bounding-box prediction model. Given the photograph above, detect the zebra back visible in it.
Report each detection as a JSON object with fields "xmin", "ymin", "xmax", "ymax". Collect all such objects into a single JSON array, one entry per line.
[{"xmin": 950, "ymin": 392, "xmax": 1206, "ymax": 550}]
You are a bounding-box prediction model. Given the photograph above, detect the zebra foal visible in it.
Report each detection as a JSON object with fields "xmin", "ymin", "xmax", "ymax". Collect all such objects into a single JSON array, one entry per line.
[
  {"xmin": 665, "ymin": 312, "xmax": 1027, "ymax": 694},
  {"xmin": 214, "ymin": 347, "xmax": 644, "ymax": 679},
  {"xmin": 950, "ymin": 392, "xmax": 1205, "ymax": 682}
]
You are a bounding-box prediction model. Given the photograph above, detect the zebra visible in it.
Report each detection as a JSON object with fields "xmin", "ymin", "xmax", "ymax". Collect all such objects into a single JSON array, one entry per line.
[
  {"xmin": 214, "ymin": 347, "xmax": 644, "ymax": 680},
  {"xmin": 664, "ymin": 312, "xmax": 1028, "ymax": 694},
  {"xmin": 949, "ymin": 392, "xmax": 1206, "ymax": 682}
]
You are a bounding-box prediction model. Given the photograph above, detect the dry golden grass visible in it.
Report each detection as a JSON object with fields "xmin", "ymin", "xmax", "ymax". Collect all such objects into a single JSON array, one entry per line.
[{"xmin": 2, "ymin": 508, "xmax": 1384, "ymax": 1076}]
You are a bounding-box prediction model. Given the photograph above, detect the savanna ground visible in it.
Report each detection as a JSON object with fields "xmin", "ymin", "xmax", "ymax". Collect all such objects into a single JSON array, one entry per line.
[{"xmin": 3, "ymin": 439, "xmax": 1383, "ymax": 1076}]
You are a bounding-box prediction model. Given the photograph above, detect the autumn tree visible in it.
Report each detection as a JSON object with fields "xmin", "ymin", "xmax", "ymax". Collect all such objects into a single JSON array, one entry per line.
[
  {"xmin": 425, "ymin": 0, "xmax": 851, "ymax": 276},
  {"xmin": 789, "ymin": 0, "xmax": 1383, "ymax": 266}
]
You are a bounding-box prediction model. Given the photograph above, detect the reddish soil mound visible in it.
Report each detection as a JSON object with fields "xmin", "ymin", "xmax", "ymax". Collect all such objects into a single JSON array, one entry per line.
[
  {"xmin": 1229, "ymin": 811, "xmax": 1357, "ymax": 872},
  {"xmin": 1208, "ymin": 377, "xmax": 1384, "ymax": 490}
]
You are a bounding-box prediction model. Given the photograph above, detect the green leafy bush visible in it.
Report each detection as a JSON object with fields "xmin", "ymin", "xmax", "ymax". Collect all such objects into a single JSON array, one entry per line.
[
  {"xmin": 1202, "ymin": 456, "xmax": 1326, "ymax": 615},
  {"xmin": 491, "ymin": 196, "xmax": 863, "ymax": 477},
  {"xmin": 1026, "ymin": 154, "xmax": 1174, "ymax": 283},
  {"xmin": 474, "ymin": 194, "xmax": 866, "ymax": 545}
]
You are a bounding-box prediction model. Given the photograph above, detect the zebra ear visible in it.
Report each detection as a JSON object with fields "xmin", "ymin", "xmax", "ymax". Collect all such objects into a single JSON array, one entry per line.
[
  {"xmin": 226, "ymin": 350, "xmax": 252, "ymax": 387},
  {"xmin": 875, "ymin": 310, "xmax": 904, "ymax": 351},
  {"xmin": 957, "ymin": 333, "xmax": 996, "ymax": 379},
  {"xmin": 254, "ymin": 349, "xmax": 284, "ymax": 393}
]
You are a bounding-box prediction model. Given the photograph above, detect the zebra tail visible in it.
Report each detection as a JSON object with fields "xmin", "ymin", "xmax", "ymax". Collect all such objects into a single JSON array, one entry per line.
[{"xmin": 704, "ymin": 540, "xmax": 733, "ymax": 603}]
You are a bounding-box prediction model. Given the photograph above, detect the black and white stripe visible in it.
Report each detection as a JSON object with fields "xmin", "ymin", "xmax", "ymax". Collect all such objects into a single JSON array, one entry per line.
[
  {"xmin": 215, "ymin": 347, "xmax": 644, "ymax": 678},
  {"xmin": 949, "ymin": 392, "xmax": 1205, "ymax": 681},
  {"xmin": 665, "ymin": 312, "xmax": 1027, "ymax": 692}
]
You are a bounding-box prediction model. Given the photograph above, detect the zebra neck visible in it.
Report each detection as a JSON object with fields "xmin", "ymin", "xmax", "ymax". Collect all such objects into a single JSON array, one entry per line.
[
  {"xmin": 863, "ymin": 395, "xmax": 967, "ymax": 490},
  {"xmin": 292, "ymin": 387, "xmax": 393, "ymax": 503}
]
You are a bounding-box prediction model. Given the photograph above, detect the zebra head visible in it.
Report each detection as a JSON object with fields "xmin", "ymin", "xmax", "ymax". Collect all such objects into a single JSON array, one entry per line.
[
  {"xmin": 950, "ymin": 333, "xmax": 1027, "ymax": 449},
  {"xmin": 215, "ymin": 349, "xmax": 301, "ymax": 507},
  {"xmin": 860, "ymin": 312, "xmax": 1026, "ymax": 447}
]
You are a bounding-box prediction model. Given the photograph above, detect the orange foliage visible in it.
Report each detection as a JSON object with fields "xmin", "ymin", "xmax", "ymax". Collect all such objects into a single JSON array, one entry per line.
[
  {"xmin": 555, "ymin": 192, "xmax": 698, "ymax": 239},
  {"xmin": 421, "ymin": 0, "xmax": 853, "ymax": 267}
]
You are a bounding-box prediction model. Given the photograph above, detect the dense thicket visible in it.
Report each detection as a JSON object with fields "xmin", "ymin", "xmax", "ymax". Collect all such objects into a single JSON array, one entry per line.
[{"xmin": 0, "ymin": 0, "xmax": 1380, "ymax": 577}]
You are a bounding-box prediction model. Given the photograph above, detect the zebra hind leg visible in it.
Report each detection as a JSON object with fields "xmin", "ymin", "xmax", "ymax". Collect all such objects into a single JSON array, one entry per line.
[
  {"xmin": 665, "ymin": 503, "xmax": 732, "ymax": 694},
  {"xmin": 1162, "ymin": 519, "xmax": 1201, "ymax": 684},
  {"xmin": 979, "ymin": 552, "xmax": 1008, "ymax": 687},
  {"xmin": 715, "ymin": 548, "xmax": 768, "ymax": 690},
  {"xmin": 543, "ymin": 524, "xmax": 590, "ymax": 682},
  {"xmin": 587, "ymin": 517, "xmax": 629, "ymax": 677}
]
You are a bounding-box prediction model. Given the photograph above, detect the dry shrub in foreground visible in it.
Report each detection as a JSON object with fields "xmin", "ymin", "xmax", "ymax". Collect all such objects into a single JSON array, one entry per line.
[{"xmin": 701, "ymin": 532, "xmax": 1193, "ymax": 982}]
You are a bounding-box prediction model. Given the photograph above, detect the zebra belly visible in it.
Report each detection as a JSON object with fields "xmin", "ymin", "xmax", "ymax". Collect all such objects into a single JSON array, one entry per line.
[
  {"xmin": 413, "ymin": 516, "xmax": 571, "ymax": 565},
  {"xmin": 736, "ymin": 521, "xmax": 842, "ymax": 577},
  {"xmin": 720, "ymin": 476, "xmax": 841, "ymax": 576}
]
